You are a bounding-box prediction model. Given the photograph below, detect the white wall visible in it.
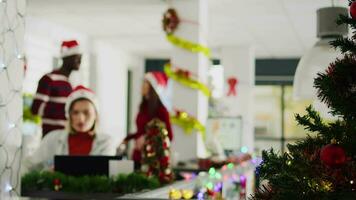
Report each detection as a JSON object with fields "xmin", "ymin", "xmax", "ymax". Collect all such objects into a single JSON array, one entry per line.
[
  {"xmin": 221, "ymin": 46, "xmax": 255, "ymax": 154},
  {"xmin": 92, "ymin": 40, "xmax": 145, "ymax": 146},
  {"xmin": 24, "ymin": 16, "xmax": 90, "ymax": 94}
]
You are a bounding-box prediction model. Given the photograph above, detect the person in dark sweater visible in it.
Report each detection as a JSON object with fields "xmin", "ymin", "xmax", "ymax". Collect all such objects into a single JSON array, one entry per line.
[
  {"xmin": 31, "ymin": 40, "xmax": 82, "ymax": 137},
  {"xmin": 123, "ymin": 72, "xmax": 173, "ymax": 169}
]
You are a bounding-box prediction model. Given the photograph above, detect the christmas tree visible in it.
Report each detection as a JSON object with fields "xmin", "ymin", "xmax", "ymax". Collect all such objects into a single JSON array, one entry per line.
[{"xmin": 252, "ymin": 2, "xmax": 356, "ymax": 200}]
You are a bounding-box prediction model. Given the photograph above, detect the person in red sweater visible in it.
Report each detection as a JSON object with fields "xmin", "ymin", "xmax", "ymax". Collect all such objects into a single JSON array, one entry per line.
[
  {"xmin": 122, "ymin": 72, "xmax": 173, "ymax": 169},
  {"xmin": 24, "ymin": 86, "xmax": 115, "ymax": 171},
  {"xmin": 31, "ymin": 40, "xmax": 82, "ymax": 137}
]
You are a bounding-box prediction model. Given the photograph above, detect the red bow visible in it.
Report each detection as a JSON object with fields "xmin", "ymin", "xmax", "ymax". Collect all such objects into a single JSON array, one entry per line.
[{"xmin": 227, "ymin": 77, "xmax": 238, "ymax": 97}]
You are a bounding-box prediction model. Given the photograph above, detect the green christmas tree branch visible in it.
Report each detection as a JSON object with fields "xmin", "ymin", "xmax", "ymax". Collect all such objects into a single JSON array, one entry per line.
[{"xmin": 330, "ymin": 37, "xmax": 356, "ymax": 54}]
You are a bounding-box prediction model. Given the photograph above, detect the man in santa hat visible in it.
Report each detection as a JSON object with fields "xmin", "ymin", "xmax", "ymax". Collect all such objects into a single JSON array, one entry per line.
[{"xmin": 31, "ymin": 40, "xmax": 82, "ymax": 137}]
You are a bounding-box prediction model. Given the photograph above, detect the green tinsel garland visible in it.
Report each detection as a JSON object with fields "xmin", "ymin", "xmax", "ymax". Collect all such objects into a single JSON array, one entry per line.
[{"xmin": 22, "ymin": 171, "xmax": 160, "ymax": 194}]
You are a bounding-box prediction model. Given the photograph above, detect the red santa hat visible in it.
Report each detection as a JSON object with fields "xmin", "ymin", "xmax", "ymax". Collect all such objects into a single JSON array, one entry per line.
[
  {"xmin": 60, "ymin": 40, "xmax": 81, "ymax": 58},
  {"xmin": 65, "ymin": 85, "xmax": 98, "ymax": 119},
  {"xmin": 144, "ymin": 72, "xmax": 171, "ymax": 110}
]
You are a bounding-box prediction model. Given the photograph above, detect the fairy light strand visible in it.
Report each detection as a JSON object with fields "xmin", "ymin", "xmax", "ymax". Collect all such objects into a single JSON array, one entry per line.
[{"xmin": 0, "ymin": 0, "xmax": 25, "ymax": 198}]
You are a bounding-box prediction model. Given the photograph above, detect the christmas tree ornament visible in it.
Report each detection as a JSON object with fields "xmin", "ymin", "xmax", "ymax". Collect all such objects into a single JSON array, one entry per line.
[
  {"xmin": 320, "ymin": 139, "xmax": 346, "ymax": 167},
  {"xmin": 350, "ymin": 2, "xmax": 356, "ymax": 19},
  {"xmin": 160, "ymin": 156, "xmax": 170, "ymax": 167},
  {"xmin": 163, "ymin": 138, "xmax": 170, "ymax": 149}
]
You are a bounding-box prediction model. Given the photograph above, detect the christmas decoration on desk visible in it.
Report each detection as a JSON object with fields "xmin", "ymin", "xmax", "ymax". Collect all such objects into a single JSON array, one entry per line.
[
  {"xmin": 226, "ymin": 77, "xmax": 239, "ymax": 97},
  {"xmin": 252, "ymin": 2, "xmax": 356, "ymax": 199},
  {"xmin": 53, "ymin": 178, "xmax": 62, "ymax": 191},
  {"xmin": 168, "ymin": 188, "xmax": 194, "ymax": 199},
  {"xmin": 162, "ymin": 8, "xmax": 180, "ymax": 34},
  {"xmin": 170, "ymin": 109, "xmax": 206, "ymax": 139},
  {"xmin": 22, "ymin": 171, "xmax": 160, "ymax": 194},
  {"xmin": 164, "ymin": 63, "xmax": 211, "ymax": 97},
  {"xmin": 142, "ymin": 119, "xmax": 174, "ymax": 184},
  {"xmin": 169, "ymin": 188, "xmax": 182, "ymax": 199}
]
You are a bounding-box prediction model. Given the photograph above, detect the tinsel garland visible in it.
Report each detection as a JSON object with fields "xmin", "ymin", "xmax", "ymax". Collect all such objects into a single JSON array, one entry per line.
[
  {"xmin": 170, "ymin": 109, "xmax": 206, "ymax": 139},
  {"xmin": 164, "ymin": 63, "xmax": 211, "ymax": 97},
  {"xmin": 23, "ymin": 93, "xmax": 41, "ymax": 124},
  {"xmin": 166, "ymin": 34, "xmax": 211, "ymax": 58}
]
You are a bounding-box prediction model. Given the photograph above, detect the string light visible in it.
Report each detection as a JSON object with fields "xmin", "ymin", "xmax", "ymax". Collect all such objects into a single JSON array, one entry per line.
[
  {"xmin": 0, "ymin": 0, "xmax": 25, "ymax": 197},
  {"xmin": 227, "ymin": 163, "xmax": 234, "ymax": 169},
  {"xmin": 197, "ymin": 191, "xmax": 204, "ymax": 200},
  {"xmin": 208, "ymin": 167, "xmax": 216, "ymax": 176},
  {"xmin": 287, "ymin": 160, "xmax": 292, "ymax": 165},
  {"xmin": 206, "ymin": 182, "xmax": 214, "ymax": 190},
  {"xmin": 5, "ymin": 183, "xmax": 13, "ymax": 192},
  {"xmin": 8, "ymin": 123, "xmax": 15, "ymax": 129},
  {"xmin": 215, "ymin": 172, "xmax": 222, "ymax": 179},
  {"xmin": 240, "ymin": 146, "xmax": 249, "ymax": 153}
]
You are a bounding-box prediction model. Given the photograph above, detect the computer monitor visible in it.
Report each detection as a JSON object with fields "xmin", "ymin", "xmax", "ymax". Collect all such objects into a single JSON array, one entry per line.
[{"xmin": 54, "ymin": 155, "xmax": 122, "ymax": 176}]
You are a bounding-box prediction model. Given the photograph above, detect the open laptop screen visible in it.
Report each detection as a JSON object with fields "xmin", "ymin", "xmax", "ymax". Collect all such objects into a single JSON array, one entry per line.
[{"xmin": 54, "ymin": 155, "xmax": 122, "ymax": 176}]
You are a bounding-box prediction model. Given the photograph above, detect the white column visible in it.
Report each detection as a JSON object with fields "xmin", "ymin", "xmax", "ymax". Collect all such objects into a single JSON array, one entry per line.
[
  {"xmin": 92, "ymin": 41, "xmax": 129, "ymax": 147},
  {"xmin": 0, "ymin": 0, "xmax": 26, "ymax": 198},
  {"xmin": 221, "ymin": 46, "xmax": 255, "ymax": 196},
  {"xmin": 170, "ymin": 0, "xmax": 209, "ymax": 161},
  {"xmin": 221, "ymin": 46, "xmax": 255, "ymax": 153}
]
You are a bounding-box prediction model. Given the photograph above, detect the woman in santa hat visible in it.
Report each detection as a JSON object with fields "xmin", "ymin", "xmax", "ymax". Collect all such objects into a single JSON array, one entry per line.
[
  {"xmin": 24, "ymin": 86, "xmax": 116, "ymax": 171},
  {"xmin": 121, "ymin": 72, "xmax": 173, "ymax": 170}
]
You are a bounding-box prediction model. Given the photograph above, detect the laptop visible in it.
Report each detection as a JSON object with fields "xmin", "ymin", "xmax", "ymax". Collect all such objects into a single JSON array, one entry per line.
[{"xmin": 54, "ymin": 155, "xmax": 122, "ymax": 176}]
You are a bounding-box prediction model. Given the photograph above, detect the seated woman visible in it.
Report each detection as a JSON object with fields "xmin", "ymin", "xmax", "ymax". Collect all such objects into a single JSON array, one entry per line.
[{"xmin": 24, "ymin": 85, "xmax": 116, "ymax": 171}]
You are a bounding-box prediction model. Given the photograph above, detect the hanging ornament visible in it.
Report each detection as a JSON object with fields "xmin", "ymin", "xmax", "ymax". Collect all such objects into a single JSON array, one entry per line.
[
  {"xmin": 163, "ymin": 8, "xmax": 180, "ymax": 34},
  {"xmin": 350, "ymin": 2, "xmax": 356, "ymax": 19},
  {"xmin": 227, "ymin": 77, "xmax": 239, "ymax": 97},
  {"xmin": 320, "ymin": 139, "xmax": 346, "ymax": 168}
]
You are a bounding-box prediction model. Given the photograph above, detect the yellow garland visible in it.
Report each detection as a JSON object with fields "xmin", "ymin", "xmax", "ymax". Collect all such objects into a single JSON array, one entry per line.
[
  {"xmin": 23, "ymin": 93, "xmax": 41, "ymax": 125},
  {"xmin": 170, "ymin": 111, "xmax": 205, "ymax": 140},
  {"xmin": 164, "ymin": 63, "xmax": 211, "ymax": 97},
  {"xmin": 166, "ymin": 34, "xmax": 211, "ymax": 58}
]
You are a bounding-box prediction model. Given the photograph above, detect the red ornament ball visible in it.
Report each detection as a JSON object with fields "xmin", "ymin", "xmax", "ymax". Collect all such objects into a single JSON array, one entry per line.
[
  {"xmin": 320, "ymin": 143, "xmax": 346, "ymax": 167},
  {"xmin": 160, "ymin": 156, "xmax": 170, "ymax": 167},
  {"xmin": 53, "ymin": 178, "xmax": 61, "ymax": 185},
  {"xmin": 351, "ymin": 2, "xmax": 356, "ymax": 19}
]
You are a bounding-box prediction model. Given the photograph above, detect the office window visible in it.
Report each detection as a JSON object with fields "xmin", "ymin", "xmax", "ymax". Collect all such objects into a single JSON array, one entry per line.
[{"xmin": 254, "ymin": 85, "xmax": 312, "ymax": 155}]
